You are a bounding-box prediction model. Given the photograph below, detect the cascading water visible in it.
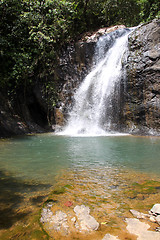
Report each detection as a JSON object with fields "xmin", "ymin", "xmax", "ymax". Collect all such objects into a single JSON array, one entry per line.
[{"xmin": 58, "ymin": 29, "xmax": 131, "ymax": 136}]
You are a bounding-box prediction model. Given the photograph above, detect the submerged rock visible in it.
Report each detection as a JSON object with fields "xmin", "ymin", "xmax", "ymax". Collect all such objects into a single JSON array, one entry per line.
[
  {"xmin": 130, "ymin": 204, "xmax": 160, "ymax": 226},
  {"xmin": 126, "ymin": 218, "xmax": 160, "ymax": 240},
  {"xmin": 74, "ymin": 205, "xmax": 99, "ymax": 231},
  {"xmin": 40, "ymin": 204, "xmax": 99, "ymax": 238},
  {"xmin": 130, "ymin": 209, "xmax": 149, "ymax": 219},
  {"xmin": 40, "ymin": 208, "xmax": 69, "ymax": 235}
]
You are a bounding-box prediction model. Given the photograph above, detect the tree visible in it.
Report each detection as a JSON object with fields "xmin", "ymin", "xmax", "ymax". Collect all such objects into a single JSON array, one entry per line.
[
  {"xmin": 138, "ymin": 0, "xmax": 160, "ymax": 22},
  {"xmin": 0, "ymin": 0, "xmax": 158, "ymax": 93}
]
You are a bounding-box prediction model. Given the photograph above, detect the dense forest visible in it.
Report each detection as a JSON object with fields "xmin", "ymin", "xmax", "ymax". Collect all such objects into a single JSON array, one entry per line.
[{"xmin": 0, "ymin": 0, "xmax": 159, "ymax": 112}]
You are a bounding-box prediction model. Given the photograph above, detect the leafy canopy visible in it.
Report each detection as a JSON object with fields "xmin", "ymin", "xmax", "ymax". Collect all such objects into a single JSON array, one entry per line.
[{"xmin": 0, "ymin": 0, "xmax": 159, "ymax": 91}]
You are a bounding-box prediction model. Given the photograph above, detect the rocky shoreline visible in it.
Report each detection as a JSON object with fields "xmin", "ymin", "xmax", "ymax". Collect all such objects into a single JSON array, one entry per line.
[
  {"xmin": 40, "ymin": 202, "xmax": 160, "ymax": 240},
  {"xmin": 0, "ymin": 166, "xmax": 160, "ymax": 239},
  {"xmin": 39, "ymin": 168, "xmax": 160, "ymax": 240}
]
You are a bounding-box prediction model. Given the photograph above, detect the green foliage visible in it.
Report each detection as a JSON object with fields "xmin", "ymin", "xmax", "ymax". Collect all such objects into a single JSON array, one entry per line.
[
  {"xmin": 138, "ymin": 0, "xmax": 160, "ymax": 22},
  {"xmin": 0, "ymin": 0, "xmax": 159, "ymax": 96},
  {"xmin": 0, "ymin": 0, "xmax": 75, "ymax": 90}
]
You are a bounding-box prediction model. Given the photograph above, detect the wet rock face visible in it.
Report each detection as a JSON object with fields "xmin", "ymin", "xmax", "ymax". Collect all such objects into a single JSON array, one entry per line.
[
  {"xmin": 124, "ymin": 19, "xmax": 160, "ymax": 135},
  {"xmin": 0, "ymin": 91, "xmax": 49, "ymax": 138},
  {"xmin": 55, "ymin": 41, "xmax": 95, "ymax": 119},
  {"xmin": 1, "ymin": 21, "xmax": 159, "ymax": 137},
  {"xmin": 57, "ymin": 20, "xmax": 160, "ymax": 135},
  {"xmin": 55, "ymin": 25, "xmax": 126, "ymax": 122}
]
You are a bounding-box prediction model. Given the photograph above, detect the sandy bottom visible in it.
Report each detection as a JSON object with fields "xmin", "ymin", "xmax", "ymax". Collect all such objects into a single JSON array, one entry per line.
[
  {"xmin": 42, "ymin": 167, "xmax": 160, "ymax": 240},
  {"xmin": 0, "ymin": 166, "xmax": 160, "ymax": 240}
]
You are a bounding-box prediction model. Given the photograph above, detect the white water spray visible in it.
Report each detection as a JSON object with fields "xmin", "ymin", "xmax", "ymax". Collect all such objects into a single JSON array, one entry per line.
[{"xmin": 58, "ymin": 29, "xmax": 131, "ymax": 136}]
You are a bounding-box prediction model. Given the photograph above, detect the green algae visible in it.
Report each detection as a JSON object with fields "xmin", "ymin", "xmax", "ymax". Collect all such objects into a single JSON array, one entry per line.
[
  {"xmin": 50, "ymin": 184, "xmax": 74, "ymax": 195},
  {"xmin": 51, "ymin": 187, "xmax": 66, "ymax": 195},
  {"xmin": 31, "ymin": 230, "xmax": 47, "ymax": 239},
  {"xmin": 64, "ymin": 184, "xmax": 73, "ymax": 189},
  {"xmin": 125, "ymin": 180, "xmax": 160, "ymax": 199},
  {"xmin": 1, "ymin": 168, "xmax": 160, "ymax": 240}
]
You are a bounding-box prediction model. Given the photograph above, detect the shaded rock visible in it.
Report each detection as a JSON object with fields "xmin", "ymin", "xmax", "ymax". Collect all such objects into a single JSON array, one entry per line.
[
  {"xmin": 74, "ymin": 205, "xmax": 99, "ymax": 231},
  {"xmin": 126, "ymin": 218, "xmax": 160, "ymax": 240},
  {"xmin": 0, "ymin": 85, "xmax": 55, "ymax": 138},
  {"xmin": 55, "ymin": 39, "xmax": 95, "ymax": 120},
  {"xmin": 102, "ymin": 233, "xmax": 119, "ymax": 240}
]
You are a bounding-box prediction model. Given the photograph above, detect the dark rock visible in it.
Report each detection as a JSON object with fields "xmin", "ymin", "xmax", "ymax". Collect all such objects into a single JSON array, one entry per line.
[
  {"xmin": 123, "ymin": 19, "xmax": 160, "ymax": 135},
  {"xmin": 55, "ymin": 40, "xmax": 96, "ymax": 120},
  {"xmin": 0, "ymin": 89, "xmax": 53, "ymax": 138},
  {"xmin": 56, "ymin": 26, "xmax": 128, "ymax": 125}
]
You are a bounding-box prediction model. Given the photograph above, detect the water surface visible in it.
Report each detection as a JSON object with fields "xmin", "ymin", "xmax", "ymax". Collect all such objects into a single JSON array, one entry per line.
[
  {"xmin": 0, "ymin": 134, "xmax": 160, "ymax": 183},
  {"xmin": 0, "ymin": 133, "xmax": 160, "ymax": 234}
]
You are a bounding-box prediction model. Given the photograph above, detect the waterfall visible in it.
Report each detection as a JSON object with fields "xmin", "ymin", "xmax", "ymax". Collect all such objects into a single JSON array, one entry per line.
[{"xmin": 58, "ymin": 29, "xmax": 131, "ymax": 136}]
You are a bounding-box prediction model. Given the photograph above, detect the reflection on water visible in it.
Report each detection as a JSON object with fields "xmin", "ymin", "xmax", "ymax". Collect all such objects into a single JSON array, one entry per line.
[
  {"xmin": 65, "ymin": 135, "xmax": 160, "ymax": 174},
  {"xmin": 0, "ymin": 134, "xmax": 160, "ymax": 183}
]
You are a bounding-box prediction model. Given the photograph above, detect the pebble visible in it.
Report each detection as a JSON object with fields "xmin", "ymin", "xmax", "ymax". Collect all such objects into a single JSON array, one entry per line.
[{"xmin": 71, "ymin": 217, "xmax": 76, "ymax": 223}]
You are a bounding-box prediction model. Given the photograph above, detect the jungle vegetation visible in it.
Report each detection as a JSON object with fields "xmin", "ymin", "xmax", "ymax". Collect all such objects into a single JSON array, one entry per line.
[{"xmin": 0, "ymin": 0, "xmax": 159, "ymax": 92}]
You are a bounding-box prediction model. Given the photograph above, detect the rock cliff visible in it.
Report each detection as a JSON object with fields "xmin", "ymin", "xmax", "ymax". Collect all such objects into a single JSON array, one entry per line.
[
  {"xmin": 0, "ymin": 37, "xmax": 95, "ymax": 137},
  {"xmin": 0, "ymin": 20, "xmax": 159, "ymax": 137},
  {"xmin": 124, "ymin": 19, "xmax": 160, "ymax": 135}
]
